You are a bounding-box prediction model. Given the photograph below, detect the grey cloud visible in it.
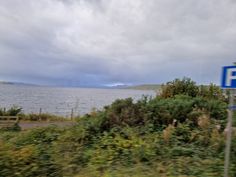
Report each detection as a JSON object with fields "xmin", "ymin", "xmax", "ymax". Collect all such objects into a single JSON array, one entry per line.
[{"xmin": 0, "ymin": 0, "xmax": 235, "ymax": 86}]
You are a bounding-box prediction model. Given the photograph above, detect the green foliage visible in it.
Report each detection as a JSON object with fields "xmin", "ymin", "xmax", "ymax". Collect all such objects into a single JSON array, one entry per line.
[
  {"xmin": 0, "ymin": 106, "xmax": 22, "ymax": 116},
  {"xmin": 18, "ymin": 113, "xmax": 66, "ymax": 121},
  {"xmin": 160, "ymin": 78, "xmax": 226, "ymax": 101},
  {"xmin": 104, "ymin": 98, "xmax": 148, "ymax": 127},
  {"xmin": 0, "ymin": 123, "xmax": 21, "ymax": 132},
  {"xmin": 0, "ymin": 78, "xmax": 232, "ymax": 177},
  {"xmin": 147, "ymin": 95, "xmax": 227, "ymax": 129},
  {"xmin": 0, "ymin": 126, "xmax": 64, "ymax": 177},
  {"xmin": 160, "ymin": 77, "xmax": 199, "ymax": 98},
  {"xmin": 198, "ymin": 83, "xmax": 226, "ymax": 101}
]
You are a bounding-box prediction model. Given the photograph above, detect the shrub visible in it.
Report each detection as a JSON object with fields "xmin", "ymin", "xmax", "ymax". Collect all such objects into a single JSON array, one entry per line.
[
  {"xmin": 147, "ymin": 95, "xmax": 196, "ymax": 127},
  {"xmin": 19, "ymin": 113, "xmax": 66, "ymax": 121},
  {"xmin": 160, "ymin": 78, "xmax": 226, "ymax": 102},
  {"xmin": 198, "ymin": 84, "xmax": 226, "ymax": 101},
  {"xmin": 103, "ymin": 98, "xmax": 148, "ymax": 128},
  {"xmin": 160, "ymin": 77, "xmax": 199, "ymax": 98},
  {"xmin": 0, "ymin": 106, "xmax": 22, "ymax": 116}
]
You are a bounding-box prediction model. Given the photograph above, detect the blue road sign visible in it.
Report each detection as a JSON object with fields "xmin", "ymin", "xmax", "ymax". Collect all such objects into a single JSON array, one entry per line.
[
  {"xmin": 228, "ymin": 105, "xmax": 236, "ymax": 110},
  {"xmin": 222, "ymin": 66, "xmax": 236, "ymax": 88}
]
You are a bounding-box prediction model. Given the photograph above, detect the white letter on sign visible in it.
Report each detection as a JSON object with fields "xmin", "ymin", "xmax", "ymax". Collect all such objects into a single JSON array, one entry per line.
[{"xmin": 226, "ymin": 68, "xmax": 236, "ymax": 86}]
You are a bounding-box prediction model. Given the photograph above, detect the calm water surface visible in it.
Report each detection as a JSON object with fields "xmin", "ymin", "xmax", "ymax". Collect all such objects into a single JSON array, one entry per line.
[{"xmin": 0, "ymin": 84, "xmax": 155, "ymax": 117}]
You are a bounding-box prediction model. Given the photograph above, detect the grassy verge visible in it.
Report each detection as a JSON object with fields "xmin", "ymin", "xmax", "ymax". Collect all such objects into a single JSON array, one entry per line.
[{"xmin": 18, "ymin": 113, "xmax": 71, "ymax": 122}]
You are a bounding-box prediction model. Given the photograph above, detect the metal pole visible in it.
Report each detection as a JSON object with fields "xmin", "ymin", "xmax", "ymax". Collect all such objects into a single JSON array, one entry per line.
[
  {"xmin": 224, "ymin": 89, "xmax": 234, "ymax": 177},
  {"xmin": 71, "ymin": 108, "xmax": 74, "ymax": 121}
]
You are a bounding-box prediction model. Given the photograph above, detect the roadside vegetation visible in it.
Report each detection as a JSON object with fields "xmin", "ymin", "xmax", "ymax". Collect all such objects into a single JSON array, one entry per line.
[
  {"xmin": 0, "ymin": 107, "xmax": 67, "ymax": 122},
  {"xmin": 18, "ymin": 113, "xmax": 67, "ymax": 122},
  {"xmin": 0, "ymin": 78, "xmax": 235, "ymax": 177}
]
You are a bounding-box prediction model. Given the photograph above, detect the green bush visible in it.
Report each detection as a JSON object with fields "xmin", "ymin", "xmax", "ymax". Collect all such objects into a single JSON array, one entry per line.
[
  {"xmin": 0, "ymin": 78, "xmax": 231, "ymax": 177},
  {"xmin": 19, "ymin": 113, "xmax": 66, "ymax": 121},
  {"xmin": 160, "ymin": 78, "xmax": 226, "ymax": 101},
  {"xmin": 160, "ymin": 77, "xmax": 199, "ymax": 98},
  {"xmin": 104, "ymin": 98, "xmax": 148, "ymax": 127},
  {"xmin": 0, "ymin": 106, "xmax": 22, "ymax": 116}
]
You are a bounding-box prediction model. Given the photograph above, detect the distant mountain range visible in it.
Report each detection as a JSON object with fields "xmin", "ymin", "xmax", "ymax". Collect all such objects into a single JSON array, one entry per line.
[
  {"xmin": 125, "ymin": 84, "xmax": 162, "ymax": 90},
  {"xmin": 0, "ymin": 81, "xmax": 36, "ymax": 86},
  {"xmin": 107, "ymin": 84, "xmax": 162, "ymax": 90},
  {"xmin": 0, "ymin": 81, "xmax": 162, "ymax": 90}
]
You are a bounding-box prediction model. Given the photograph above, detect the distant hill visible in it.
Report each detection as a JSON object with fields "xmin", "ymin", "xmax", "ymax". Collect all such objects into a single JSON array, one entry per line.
[
  {"xmin": 125, "ymin": 84, "xmax": 162, "ymax": 91},
  {"xmin": 106, "ymin": 85, "xmax": 131, "ymax": 89},
  {"xmin": 0, "ymin": 81, "xmax": 36, "ymax": 86},
  {"xmin": 0, "ymin": 81, "xmax": 14, "ymax": 85}
]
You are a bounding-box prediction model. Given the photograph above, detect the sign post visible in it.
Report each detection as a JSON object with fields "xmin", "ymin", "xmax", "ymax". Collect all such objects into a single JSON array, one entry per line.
[
  {"xmin": 224, "ymin": 89, "xmax": 234, "ymax": 177},
  {"xmin": 222, "ymin": 65, "xmax": 236, "ymax": 177}
]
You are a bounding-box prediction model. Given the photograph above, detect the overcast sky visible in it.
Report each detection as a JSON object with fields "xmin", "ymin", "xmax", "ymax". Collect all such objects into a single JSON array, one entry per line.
[{"xmin": 0, "ymin": 0, "xmax": 235, "ymax": 87}]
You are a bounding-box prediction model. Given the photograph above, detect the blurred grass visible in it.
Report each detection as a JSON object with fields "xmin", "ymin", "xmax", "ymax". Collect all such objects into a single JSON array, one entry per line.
[{"xmin": 18, "ymin": 113, "xmax": 70, "ymax": 122}]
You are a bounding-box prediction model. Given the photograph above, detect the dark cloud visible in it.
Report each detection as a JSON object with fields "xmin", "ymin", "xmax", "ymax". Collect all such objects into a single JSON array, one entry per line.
[{"xmin": 0, "ymin": 0, "xmax": 235, "ymax": 86}]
